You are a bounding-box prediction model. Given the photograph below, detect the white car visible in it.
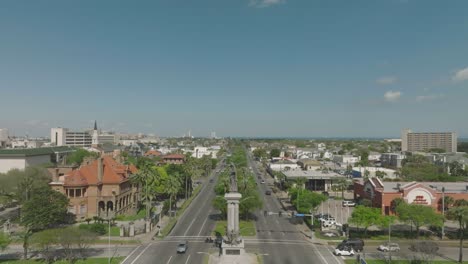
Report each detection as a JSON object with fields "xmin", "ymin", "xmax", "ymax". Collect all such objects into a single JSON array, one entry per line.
[
  {"xmin": 378, "ymin": 242, "xmax": 400, "ymax": 252},
  {"xmin": 334, "ymin": 247, "xmax": 355, "ymax": 256},
  {"xmin": 342, "ymin": 200, "xmax": 356, "ymax": 207}
]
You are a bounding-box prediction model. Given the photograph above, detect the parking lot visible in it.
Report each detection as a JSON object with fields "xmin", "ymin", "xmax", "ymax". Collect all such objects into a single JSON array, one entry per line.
[{"xmin": 316, "ymin": 198, "xmax": 355, "ymax": 225}]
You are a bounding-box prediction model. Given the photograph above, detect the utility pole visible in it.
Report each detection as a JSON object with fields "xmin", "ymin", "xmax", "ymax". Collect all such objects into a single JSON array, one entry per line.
[{"xmin": 442, "ymin": 187, "xmax": 445, "ymax": 239}]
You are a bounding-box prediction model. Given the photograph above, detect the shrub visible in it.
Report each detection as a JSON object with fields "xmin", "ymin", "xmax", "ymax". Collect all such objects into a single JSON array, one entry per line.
[{"xmin": 79, "ymin": 223, "xmax": 107, "ymax": 235}]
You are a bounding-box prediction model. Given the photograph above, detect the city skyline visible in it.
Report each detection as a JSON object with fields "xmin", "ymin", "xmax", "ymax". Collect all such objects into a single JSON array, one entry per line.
[{"xmin": 1, "ymin": 0, "xmax": 468, "ymax": 137}]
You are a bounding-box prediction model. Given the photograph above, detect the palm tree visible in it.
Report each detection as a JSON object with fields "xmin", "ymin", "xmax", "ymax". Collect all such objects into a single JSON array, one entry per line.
[
  {"xmin": 336, "ymin": 179, "xmax": 349, "ymax": 199},
  {"xmin": 130, "ymin": 162, "xmax": 159, "ymax": 219},
  {"xmin": 165, "ymin": 176, "xmax": 181, "ymax": 218},
  {"xmin": 447, "ymin": 201, "xmax": 468, "ymax": 263}
]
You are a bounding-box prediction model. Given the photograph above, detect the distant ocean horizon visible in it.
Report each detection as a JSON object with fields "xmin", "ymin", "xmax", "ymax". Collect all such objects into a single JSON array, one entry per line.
[{"xmin": 231, "ymin": 136, "xmax": 468, "ymax": 142}]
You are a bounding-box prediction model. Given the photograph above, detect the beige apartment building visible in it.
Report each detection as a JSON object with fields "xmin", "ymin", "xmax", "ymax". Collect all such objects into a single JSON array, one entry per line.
[{"xmin": 401, "ymin": 129, "xmax": 457, "ymax": 153}]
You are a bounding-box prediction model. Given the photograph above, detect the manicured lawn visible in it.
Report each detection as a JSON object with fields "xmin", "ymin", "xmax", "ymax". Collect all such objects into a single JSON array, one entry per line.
[
  {"xmin": 107, "ymin": 226, "xmax": 120, "ymax": 236},
  {"xmin": 0, "ymin": 257, "xmax": 123, "ymax": 264},
  {"xmin": 212, "ymin": 220, "xmax": 256, "ymax": 237},
  {"xmin": 114, "ymin": 208, "xmax": 146, "ymax": 221}
]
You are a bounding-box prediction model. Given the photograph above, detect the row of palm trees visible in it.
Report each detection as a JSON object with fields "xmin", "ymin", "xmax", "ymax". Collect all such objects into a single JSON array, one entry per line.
[{"xmin": 129, "ymin": 155, "xmax": 214, "ymax": 219}]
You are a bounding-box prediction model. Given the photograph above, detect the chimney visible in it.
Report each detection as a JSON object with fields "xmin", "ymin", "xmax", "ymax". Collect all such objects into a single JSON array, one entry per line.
[
  {"xmin": 53, "ymin": 168, "xmax": 59, "ymax": 182},
  {"xmin": 98, "ymin": 157, "xmax": 104, "ymax": 182}
]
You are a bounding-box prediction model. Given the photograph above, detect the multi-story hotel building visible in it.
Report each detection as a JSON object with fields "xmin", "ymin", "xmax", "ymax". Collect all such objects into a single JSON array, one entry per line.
[
  {"xmin": 51, "ymin": 121, "xmax": 115, "ymax": 147},
  {"xmin": 401, "ymin": 129, "xmax": 457, "ymax": 153}
]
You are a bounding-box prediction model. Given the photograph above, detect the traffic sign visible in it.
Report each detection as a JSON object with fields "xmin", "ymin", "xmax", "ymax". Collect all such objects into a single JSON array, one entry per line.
[{"xmin": 295, "ymin": 213, "xmax": 305, "ymax": 217}]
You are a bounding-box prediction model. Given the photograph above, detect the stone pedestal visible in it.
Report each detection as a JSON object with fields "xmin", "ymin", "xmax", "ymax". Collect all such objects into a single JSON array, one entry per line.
[
  {"xmin": 222, "ymin": 192, "xmax": 244, "ymax": 255},
  {"xmin": 145, "ymin": 219, "xmax": 151, "ymax": 233},
  {"xmin": 119, "ymin": 225, "xmax": 125, "ymax": 237},
  {"xmin": 221, "ymin": 239, "xmax": 245, "ymax": 255},
  {"xmin": 129, "ymin": 223, "xmax": 135, "ymax": 237}
]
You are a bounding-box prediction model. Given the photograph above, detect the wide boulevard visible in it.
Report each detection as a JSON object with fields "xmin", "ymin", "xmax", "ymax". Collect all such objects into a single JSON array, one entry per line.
[{"xmin": 122, "ymin": 153, "xmax": 343, "ymax": 264}]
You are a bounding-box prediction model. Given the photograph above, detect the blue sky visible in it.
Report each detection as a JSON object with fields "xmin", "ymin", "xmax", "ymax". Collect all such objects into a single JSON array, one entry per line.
[{"xmin": 1, "ymin": 0, "xmax": 467, "ymax": 138}]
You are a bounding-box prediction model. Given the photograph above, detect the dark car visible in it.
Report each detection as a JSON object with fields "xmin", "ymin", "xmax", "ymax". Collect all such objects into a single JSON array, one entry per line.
[
  {"xmin": 265, "ymin": 190, "xmax": 272, "ymax": 195},
  {"xmin": 338, "ymin": 238, "xmax": 364, "ymax": 252},
  {"xmin": 209, "ymin": 179, "xmax": 214, "ymax": 183}
]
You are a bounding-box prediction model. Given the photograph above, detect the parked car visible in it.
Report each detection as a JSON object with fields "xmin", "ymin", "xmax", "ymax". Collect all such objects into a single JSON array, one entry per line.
[
  {"xmin": 177, "ymin": 241, "xmax": 188, "ymax": 253},
  {"xmin": 342, "ymin": 200, "xmax": 356, "ymax": 207},
  {"xmin": 319, "ymin": 216, "xmax": 335, "ymax": 223},
  {"xmin": 338, "ymin": 238, "xmax": 364, "ymax": 252},
  {"xmin": 314, "ymin": 213, "xmax": 332, "ymax": 219},
  {"xmin": 378, "ymin": 242, "xmax": 400, "ymax": 252},
  {"xmin": 334, "ymin": 246, "xmax": 355, "ymax": 256},
  {"xmin": 265, "ymin": 190, "xmax": 272, "ymax": 195}
]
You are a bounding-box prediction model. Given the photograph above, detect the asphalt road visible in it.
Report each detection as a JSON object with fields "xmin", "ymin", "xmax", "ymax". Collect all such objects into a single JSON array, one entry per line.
[
  {"xmin": 246, "ymin": 152, "xmax": 343, "ymax": 264},
  {"xmin": 121, "ymin": 161, "xmax": 225, "ymax": 264}
]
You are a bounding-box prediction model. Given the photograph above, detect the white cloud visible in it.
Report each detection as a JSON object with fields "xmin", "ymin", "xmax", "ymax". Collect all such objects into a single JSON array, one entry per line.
[
  {"xmin": 416, "ymin": 94, "xmax": 444, "ymax": 103},
  {"xmin": 376, "ymin": 76, "xmax": 397, "ymax": 85},
  {"xmin": 384, "ymin": 90, "xmax": 401, "ymax": 102},
  {"xmin": 249, "ymin": 0, "xmax": 285, "ymax": 8},
  {"xmin": 453, "ymin": 67, "xmax": 468, "ymax": 82}
]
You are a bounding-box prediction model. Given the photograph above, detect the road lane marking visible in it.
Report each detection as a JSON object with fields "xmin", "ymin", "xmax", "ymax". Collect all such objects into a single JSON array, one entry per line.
[
  {"xmin": 197, "ymin": 215, "xmax": 209, "ymax": 236},
  {"xmin": 184, "ymin": 254, "xmax": 191, "ymax": 264},
  {"xmin": 184, "ymin": 217, "xmax": 197, "ymax": 236},
  {"xmin": 129, "ymin": 243, "xmax": 152, "ymax": 264},
  {"xmin": 120, "ymin": 245, "xmax": 142, "ymax": 264},
  {"xmin": 166, "ymin": 255, "xmax": 173, "ymax": 264}
]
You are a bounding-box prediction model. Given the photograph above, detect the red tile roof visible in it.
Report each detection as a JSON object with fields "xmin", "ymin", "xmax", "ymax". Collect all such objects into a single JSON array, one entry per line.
[
  {"xmin": 163, "ymin": 154, "xmax": 185, "ymax": 160},
  {"xmin": 64, "ymin": 156, "xmax": 137, "ymax": 187},
  {"xmin": 144, "ymin": 150, "xmax": 162, "ymax": 157}
]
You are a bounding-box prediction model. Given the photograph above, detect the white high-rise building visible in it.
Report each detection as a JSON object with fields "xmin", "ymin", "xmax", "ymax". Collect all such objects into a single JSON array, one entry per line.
[{"xmin": 0, "ymin": 128, "xmax": 9, "ymax": 148}]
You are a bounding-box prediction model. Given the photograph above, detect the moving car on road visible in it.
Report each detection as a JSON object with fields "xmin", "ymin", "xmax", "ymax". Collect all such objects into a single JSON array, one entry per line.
[
  {"xmin": 265, "ymin": 190, "xmax": 272, "ymax": 195},
  {"xmin": 334, "ymin": 246, "xmax": 355, "ymax": 256},
  {"xmin": 338, "ymin": 238, "xmax": 364, "ymax": 252},
  {"xmin": 176, "ymin": 241, "xmax": 188, "ymax": 253},
  {"xmin": 378, "ymin": 242, "xmax": 400, "ymax": 252},
  {"xmin": 261, "ymin": 180, "xmax": 265, "ymax": 184}
]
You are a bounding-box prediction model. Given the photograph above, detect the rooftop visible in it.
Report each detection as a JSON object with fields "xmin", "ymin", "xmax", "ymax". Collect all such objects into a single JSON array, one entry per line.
[
  {"xmin": 282, "ymin": 170, "xmax": 345, "ymax": 180},
  {"xmin": 0, "ymin": 146, "xmax": 76, "ymax": 157}
]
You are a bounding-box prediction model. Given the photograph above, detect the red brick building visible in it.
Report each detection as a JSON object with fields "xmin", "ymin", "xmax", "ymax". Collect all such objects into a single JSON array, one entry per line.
[
  {"xmin": 354, "ymin": 178, "xmax": 468, "ymax": 215},
  {"xmin": 162, "ymin": 154, "xmax": 185, "ymax": 164},
  {"xmin": 50, "ymin": 156, "xmax": 139, "ymax": 220}
]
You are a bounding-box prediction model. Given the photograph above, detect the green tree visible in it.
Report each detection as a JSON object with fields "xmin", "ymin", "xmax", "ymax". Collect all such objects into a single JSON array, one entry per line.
[
  {"xmin": 0, "ymin": 232, "xmax": 10, "ymax": 252},
  {"xmin": 449, "ymin": 161, "xmax": 466, "ymax": 176},
  {"xmin": 270, "ymin": 148, "xmax": 281, "ymax": 158},
  {"xmin": 252, "ymin": 148, "xmax": 267, "ymax": 160},
  {"xmin": 447, "ymin": 201, "xmax": 468, "ymax": 263},
  {"xmin": 375, "ymin": 170, "xmax": 387, "ymax": 179},
  {"xmin": 396, "ymin": 203, "xmax": 443, "ymax": 238},
  {"xmin": 213, "ymin": 196, "xmax": 228, "ymax": 219},
  {"xmin": 290, "ymin": 189, "xmax": 327, "ymax": 214},
  {"xmin": 20, "ymin": 186, "xmax": 69, "ymax": 259},
  {"xmin": 164, "ymin": 174, "xmax": 181, "ymax": 218},
  {"xmin": 130, "ymin": 161, "xmax": 162, "ymax": 219},
  {"xmin": 58, "ymin": 226, "xmax": 97, "ymax": 264},
  {"xmin": 66, "ymin": 149, "xmax": 98, "ymax": 165},
  {"xmin": 348, "ymin": 205, "xmax": 382, "ymax": 236},
  {"xmin": 30, "ymin": 229, "xmax": 59, "ymax": 264},
  {"xmin": 335, "ymin": 179, "xmax": 349, "ymax": 199}
]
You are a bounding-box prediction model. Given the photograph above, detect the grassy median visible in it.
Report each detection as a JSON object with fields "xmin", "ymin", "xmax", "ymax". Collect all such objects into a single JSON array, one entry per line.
[{"xmin": 212, "ymin": 220, "xmax": 256, "ymax": 237}]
